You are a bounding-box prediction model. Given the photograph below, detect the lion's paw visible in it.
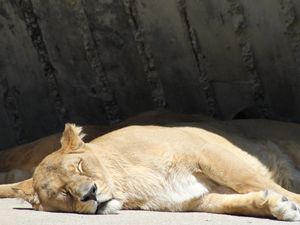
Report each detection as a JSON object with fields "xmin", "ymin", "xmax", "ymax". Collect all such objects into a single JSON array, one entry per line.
[{"xmin": 263, "ymin": 190, "xmax": 300, "ymax": 221}]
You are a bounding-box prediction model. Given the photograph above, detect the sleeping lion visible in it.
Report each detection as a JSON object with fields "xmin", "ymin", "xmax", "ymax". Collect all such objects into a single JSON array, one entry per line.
[
  {"xmin": 0, "ymin": 110, "xmax": 211, "ymax": 184},
  {"xmin": 0, "ymin": 118, "xmax": 300, "ymax": 221}
]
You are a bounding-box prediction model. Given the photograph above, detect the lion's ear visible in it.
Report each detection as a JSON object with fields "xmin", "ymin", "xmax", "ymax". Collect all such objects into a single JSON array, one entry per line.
[
  {"xmin": 0, "ymin": 178, "xmax": 41, "ymax": 210},
  {"xmin": 60, "ymin": 123, "xmax": 85, "ymax": 152}
]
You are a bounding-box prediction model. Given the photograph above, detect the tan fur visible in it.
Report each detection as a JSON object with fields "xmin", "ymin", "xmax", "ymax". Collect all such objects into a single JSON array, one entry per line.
[
  {"xmin": 0, "ymin": 125, "xmax": 107, "ymax": 183},
  {"xmin": 0, "ymin": 110, "xmax": 211, "ymax": 184},
  {"xmin": 1, "ymin": 118, "xmax": 300, "ymax": 221}
]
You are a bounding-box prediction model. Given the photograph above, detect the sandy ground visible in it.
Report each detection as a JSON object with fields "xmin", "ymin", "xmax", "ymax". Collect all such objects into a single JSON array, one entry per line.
[{"xmin": 0, "ymin": 199, "xmax": 297, "ymax": 225}]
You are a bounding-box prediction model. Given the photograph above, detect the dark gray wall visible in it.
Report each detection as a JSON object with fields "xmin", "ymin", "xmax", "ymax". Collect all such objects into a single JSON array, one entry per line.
[{"xmin": 0, "ymin": 0, "xmax": 300, "ymax": 149}]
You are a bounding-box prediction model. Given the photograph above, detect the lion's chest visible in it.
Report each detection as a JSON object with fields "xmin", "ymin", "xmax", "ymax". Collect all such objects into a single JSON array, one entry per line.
[{"xmin": 140, "ymin": 172, "xmax": 209, "ymax": 211}]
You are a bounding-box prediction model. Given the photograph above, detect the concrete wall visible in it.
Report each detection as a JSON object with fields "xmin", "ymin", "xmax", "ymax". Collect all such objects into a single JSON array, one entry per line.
[{"xmin": 0, "ymin": 0, "xmax": 300, "ymax": 149}]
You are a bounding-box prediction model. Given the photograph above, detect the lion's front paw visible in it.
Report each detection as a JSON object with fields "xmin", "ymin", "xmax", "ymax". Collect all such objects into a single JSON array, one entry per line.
[{"xmin": 263, "ymin": 190, "xmax": 300, "ymax": 221}]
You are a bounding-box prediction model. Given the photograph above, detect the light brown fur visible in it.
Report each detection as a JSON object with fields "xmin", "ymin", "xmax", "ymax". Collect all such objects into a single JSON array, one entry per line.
[
  {"xmin": 0, "ymin": 110, "xmax": 211, "ymax": 184},
  {"xmin": 1, "ymin": 114, "xmax": 300, "ymax": 220},
  {"xmin": 0, "ymin": 125, "xmax": 107, "ymax": 184}
]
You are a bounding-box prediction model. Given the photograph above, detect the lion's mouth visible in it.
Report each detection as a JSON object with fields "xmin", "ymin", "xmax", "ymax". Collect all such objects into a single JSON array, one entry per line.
[{"xmin": 95, "ymin": 198, "xmax": 112, "ymax": 214}]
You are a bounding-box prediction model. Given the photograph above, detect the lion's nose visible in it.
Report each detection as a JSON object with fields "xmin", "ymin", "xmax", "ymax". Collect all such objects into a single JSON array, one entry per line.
[{"xmin": 80, "ymin": 184, "xmax": 97, "ymax": 202}]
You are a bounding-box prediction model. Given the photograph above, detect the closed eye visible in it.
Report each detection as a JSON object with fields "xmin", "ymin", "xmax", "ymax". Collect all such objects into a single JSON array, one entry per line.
[
  {"xmin": 60, "ymin": 189, "xmax": 69, "ymax": 197},
  {"xmin": 77, "ymin": 159, "xmax": 84, "ymax": 174},
  {"xmin": 76, "ymin": 159, "xmax": 94, "ymax": 178},
  {"xmin": 59, "ymin": 189, "xmax": 74, "ymax": 203}
]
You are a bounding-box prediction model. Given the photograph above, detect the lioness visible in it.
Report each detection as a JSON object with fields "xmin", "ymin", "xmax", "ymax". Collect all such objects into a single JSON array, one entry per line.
[
  {"xmin": 0, "ymin": 110, "xmax": 212, "ymax": 184},
  {"xmin": 1, "ymin": 120, "xmax": 300, "ymax": 221},
  {"xmin": 0, "ymin": 125, "xmax": 108, "ymax": 184}
]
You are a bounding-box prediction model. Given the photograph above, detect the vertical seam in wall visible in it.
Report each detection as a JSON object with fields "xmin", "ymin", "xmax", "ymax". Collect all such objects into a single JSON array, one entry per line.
[
  {"xmin": 17, "ymin": 0, "xmax": 68, "ymax": 124},
  {"xmin": 178, "ymin": 0, "xmax": 221, "ymax": 118},
  {"xmin": 226, "ymin": 0, "xmax": 269, "ymax": 118},
  {"xmin": 74, "ymin": 0, "xmax": 121, "ymax": 124},
  {"xmin": 280, "ymin": 0, "xmax": 300, "ymax": 72},
  {"xmin": 121, "ymin": 0, "xmax": 167, "ymax": 108},
  {"xmin": 0, "ymin": 78, "xmax": 27, "ymax": 144}
]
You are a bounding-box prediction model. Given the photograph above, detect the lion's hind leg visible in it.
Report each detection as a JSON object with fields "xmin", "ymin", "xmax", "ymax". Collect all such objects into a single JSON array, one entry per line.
[
  {"xmin": 197, "ymin": 143, "xmax": 300, "ymax": 201},
  {"xmin": 194, "ymin": 142, "xmax": 300, "ymax": 220},
  {"xmin": 194, "ymin": 190, "xmax": 300, "ymax": 221}
]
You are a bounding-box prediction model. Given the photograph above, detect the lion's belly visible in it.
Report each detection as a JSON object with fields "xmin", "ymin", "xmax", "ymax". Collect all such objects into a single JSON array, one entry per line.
[{"xmin": 140, "ymin": 173, "xmax": 210, "ymax": 211}]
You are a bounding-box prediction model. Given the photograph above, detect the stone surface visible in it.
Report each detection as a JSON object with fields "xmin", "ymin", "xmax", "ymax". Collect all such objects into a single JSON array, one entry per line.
[
  {"xmin": 1, "ymin": 0, "xmax": 300, "ymax": 149},
  {"xmin": 0, "ymin": 198, "xmax": 295, "ymax": 225}
]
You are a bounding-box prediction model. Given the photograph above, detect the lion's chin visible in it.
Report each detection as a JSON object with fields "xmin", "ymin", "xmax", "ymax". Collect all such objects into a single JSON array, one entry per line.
[{"xmin": 95, "ymin": 199, "xmax": 122, "ymax": 214}]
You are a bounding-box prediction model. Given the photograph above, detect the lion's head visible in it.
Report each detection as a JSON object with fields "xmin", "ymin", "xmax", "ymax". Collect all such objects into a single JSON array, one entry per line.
[{"xmin": 0, "ymin": 124, "xmax": 122, "ymax": 214}]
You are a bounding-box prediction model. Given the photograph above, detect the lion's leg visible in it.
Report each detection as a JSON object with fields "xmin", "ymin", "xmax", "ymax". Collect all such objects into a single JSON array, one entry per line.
[
  {"xmin": 194, "ymin": 190, "xmax": 300, "ymax": 221},
  {"xmin": 197, "ymin": 143, "xmax": 300, "ymax": 203}
]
